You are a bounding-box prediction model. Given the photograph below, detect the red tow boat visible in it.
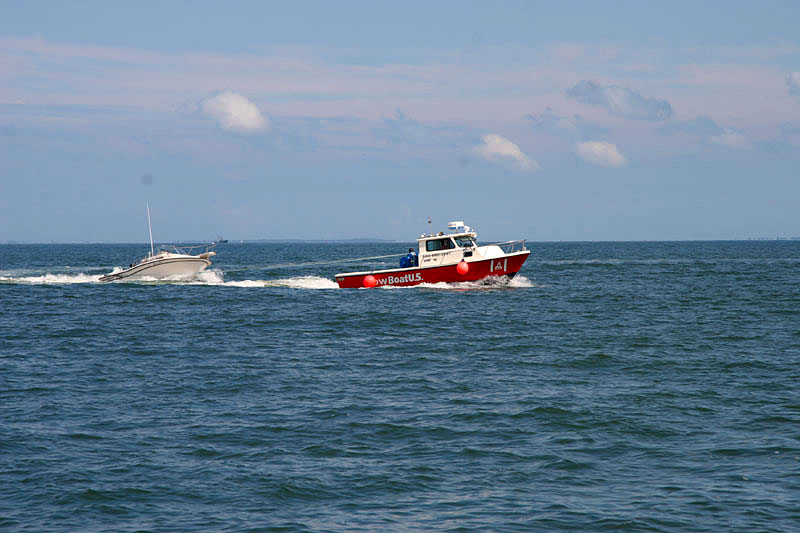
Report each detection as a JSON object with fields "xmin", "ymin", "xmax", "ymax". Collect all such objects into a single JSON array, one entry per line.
[{"xmin": 335, "ymin": 221, "xmax": 530, "ymax": 288}]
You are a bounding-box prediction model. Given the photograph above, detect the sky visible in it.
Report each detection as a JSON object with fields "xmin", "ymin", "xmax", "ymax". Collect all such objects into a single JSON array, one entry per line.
[{"xmin": 1, "ymin": 0, "xmax": 800, "ymax": 242}]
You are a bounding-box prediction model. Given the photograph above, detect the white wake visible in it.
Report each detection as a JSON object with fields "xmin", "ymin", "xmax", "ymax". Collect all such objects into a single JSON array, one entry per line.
[
  {"xmin": 188, "ymin": 272, "xmax": 339, "ymax": 289},
  {"xmin": 0, "ymin": 271, "xmax": 106, "ymax": 284},
  {"xmin": 0, "ymin": 269, "xmax": 533, "ymax": 291},
  {"xmin": 415, "ymin": 274, "xmax": 536, "ymax": 290}
]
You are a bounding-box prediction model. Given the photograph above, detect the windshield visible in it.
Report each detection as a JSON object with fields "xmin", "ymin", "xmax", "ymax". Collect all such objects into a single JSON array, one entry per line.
[{"xmin": 454, "ymin": 236, "xmax": 476, "ymax": 248}]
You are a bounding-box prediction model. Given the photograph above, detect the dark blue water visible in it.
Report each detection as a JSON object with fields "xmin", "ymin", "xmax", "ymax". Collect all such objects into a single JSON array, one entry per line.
[{"xmin": 2, "ymin": 241, "xmax": 799, "ymax": 532}]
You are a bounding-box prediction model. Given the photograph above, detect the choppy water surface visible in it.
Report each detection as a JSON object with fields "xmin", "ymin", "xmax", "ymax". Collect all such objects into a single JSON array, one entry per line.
[{"xmin": 1, "ymin": 241, "xmax": 799, "ymax": 532}]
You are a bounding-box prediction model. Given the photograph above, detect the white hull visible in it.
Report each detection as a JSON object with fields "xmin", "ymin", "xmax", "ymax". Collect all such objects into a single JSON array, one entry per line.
[
  {"xmin": 101, "ymin": 204, "xmax": 216, "ymax": 282},
  {"xmin": 100, "ymin": 255, "xmax": 212, "ymax": 282}
]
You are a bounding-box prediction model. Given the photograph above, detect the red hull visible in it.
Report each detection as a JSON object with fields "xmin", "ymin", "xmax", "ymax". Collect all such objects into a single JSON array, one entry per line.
[{"xmin": 335, "ymin": 251, "xmax": 530, "ymax": 288}]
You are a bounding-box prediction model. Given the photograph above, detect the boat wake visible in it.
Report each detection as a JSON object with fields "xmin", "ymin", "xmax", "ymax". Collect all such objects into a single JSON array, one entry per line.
[
  {"xmin": 0, "ymin": 269, "xmax": 339, "ymax": 289},
  {"xmin": 0, "ymin": 270, "xmax": 533, "ymax": 290},
  {"xmin": 186, "ymin": 272, "xmax": 339, "ymax": 289},
  {"xmin": 0, "ymin": 271, "xmax": 107, "ymax": 284},
  {"xmin": 414, "ymin": 275, "xmax": 536, "ymax": 290}
]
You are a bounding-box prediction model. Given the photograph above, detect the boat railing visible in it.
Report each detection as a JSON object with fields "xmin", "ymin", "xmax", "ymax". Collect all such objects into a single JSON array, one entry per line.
[
  {"xmin": 493, "ymin": 240, "xmax": 527, "ymax": 254},
  {"xmin": 158, "ymin": 243, "xmax": 217, "ymax": 255}
]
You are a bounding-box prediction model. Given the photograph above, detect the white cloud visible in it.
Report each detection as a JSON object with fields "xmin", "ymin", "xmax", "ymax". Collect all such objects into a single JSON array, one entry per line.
[
  {"xmin": 200, "ymin": 91, "xmax": 269, "ymax": 133},
  {"xmin": 566, "ymin": 80, "xmax": 673, "ymax": 121},
  {"xmin": 709, "ymin": 129, "xmax": 752, "ymax": 150},
  {"xmin": 574, "ymin": 141, "xmax": 627, "ymax": 167},
  {"xmin": 788, "ymin": 72, "xmax": 800, "ymax": 97},
  {"xmin": 473, "ymin": 134, "xmax": 539, "ymax": 172}
]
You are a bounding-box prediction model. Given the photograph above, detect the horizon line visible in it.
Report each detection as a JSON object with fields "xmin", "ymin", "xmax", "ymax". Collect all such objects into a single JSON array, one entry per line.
[{"xmin": 4, "ymin": 237, "xmax": 800, "ymax": 245}]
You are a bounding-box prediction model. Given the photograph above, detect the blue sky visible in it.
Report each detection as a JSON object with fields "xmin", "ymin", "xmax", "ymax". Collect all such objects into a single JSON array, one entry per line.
[{"xmin": 2, "ymin": 1, "xmax": 800, "ymax": 242}]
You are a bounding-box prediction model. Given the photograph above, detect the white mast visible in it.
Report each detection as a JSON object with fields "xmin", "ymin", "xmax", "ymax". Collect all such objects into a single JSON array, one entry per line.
[{"xmin": 146, "ymin": 202, "xmax": 154, "ymax": 257}]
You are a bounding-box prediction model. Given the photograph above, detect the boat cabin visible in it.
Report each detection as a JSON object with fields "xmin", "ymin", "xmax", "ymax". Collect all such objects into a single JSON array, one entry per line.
[
  {"xmin": 413, "ymin": 220, "xmax": 514, "ymax": 268},
  {"xmin": 415, "ymin": 221, "xmax": 474, "ymax": 268}
]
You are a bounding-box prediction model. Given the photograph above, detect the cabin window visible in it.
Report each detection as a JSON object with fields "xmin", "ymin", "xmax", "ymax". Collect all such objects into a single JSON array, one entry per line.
[
  {"xmin": 454, "ymin": 236, "xmax": 476, "ymax": 248},
  {"xmin": 426, "ymin": 238, "xmax": 455, "ymax": 252}
]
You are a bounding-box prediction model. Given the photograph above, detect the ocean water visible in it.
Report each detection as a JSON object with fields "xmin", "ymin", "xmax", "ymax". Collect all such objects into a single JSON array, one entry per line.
[{"xmin": 1, "ymin": 241, "xmax": 798, "ymax": 532}]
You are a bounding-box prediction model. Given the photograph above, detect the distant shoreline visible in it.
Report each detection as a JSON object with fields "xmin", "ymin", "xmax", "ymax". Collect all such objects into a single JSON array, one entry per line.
[{"xmin": 3, "ymin": 237, "xmax": 800, "ymax": 245}]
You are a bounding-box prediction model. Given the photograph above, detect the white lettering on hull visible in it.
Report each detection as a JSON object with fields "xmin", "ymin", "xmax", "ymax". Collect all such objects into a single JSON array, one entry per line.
[{"xmin": 376, "ymin": 272, "xmax": 423, "ymax": 286}]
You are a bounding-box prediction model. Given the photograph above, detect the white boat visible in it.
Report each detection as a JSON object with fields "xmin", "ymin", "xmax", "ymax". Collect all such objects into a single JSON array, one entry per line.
[{"xmin": 100, "ymin": 204, "xmax": 216, "ymax": 282}]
